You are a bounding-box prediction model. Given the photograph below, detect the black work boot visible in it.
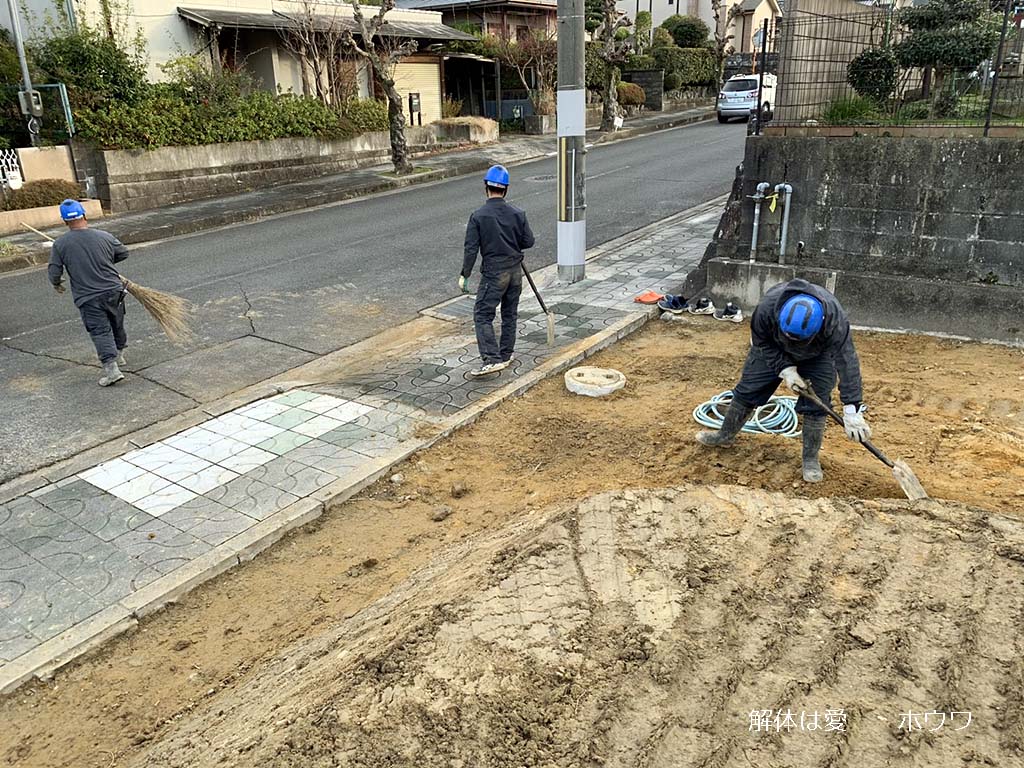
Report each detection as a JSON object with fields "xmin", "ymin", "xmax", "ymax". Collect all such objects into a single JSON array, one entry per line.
[
  {"xmin": 802, "ymin": 416, "xmax": 826, "ymax": 483},
  {"xmin": 696, "ymin": 403, "xmax": 753, "ymax": 447}
]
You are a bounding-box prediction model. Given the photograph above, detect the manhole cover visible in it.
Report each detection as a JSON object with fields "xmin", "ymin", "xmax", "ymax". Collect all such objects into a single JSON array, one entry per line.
[
  {"xmin": 565, "ymin": 366, "xmax": 627, "ymax": 398},
  {"xmin": 524, "ymin": 174, "xmax": 556, "ymax": 182}
]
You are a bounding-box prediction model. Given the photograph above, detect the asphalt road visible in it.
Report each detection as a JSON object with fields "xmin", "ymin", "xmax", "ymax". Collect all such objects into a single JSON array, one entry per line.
[{"xmin": 0, "ymin": 120, "xmax": 747, "ymax": 482}]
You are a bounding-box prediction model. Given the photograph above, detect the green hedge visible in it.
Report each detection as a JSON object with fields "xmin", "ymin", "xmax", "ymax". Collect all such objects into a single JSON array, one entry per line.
[
  {"xmin": 76, "ymin": 92, "xmax": 354, "ymax": 150},
  {"xmin": 585, "ymin": 42, "xmax": 609, "ymax": 90},
  {"xmin": 652, "ymin": 46, "xmax": 716, "ymax": 86},
  {"xmin": 2, "ymin": 179, "xmax": 82, "ymax": 211},
  {"xmin": 342, "ymin": 99, "xmax": 390, "ymax": 133},
  {"xmin": 617, "ymin": 82, "xmax": 646, "ymax": 106}
]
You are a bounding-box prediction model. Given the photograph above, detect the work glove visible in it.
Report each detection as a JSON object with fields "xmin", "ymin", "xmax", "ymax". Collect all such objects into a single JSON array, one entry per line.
[
  {"xmin": 458, "ymin": 275, "xmax": 470, "ymax": 293},
  {"xmin": 843, "ymin": 404, "xmax": 872, "ymax": 443},
  {"xmin": 779, "ymin": 365, "xmax": 809, "ymax": 394},
  {"xmin": 53, "ymin": 282, "xmax": 66, "ymax": 294}
]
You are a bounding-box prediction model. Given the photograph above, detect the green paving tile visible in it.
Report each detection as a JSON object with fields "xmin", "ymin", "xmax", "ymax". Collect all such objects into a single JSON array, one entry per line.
[
  {"xmin": 274, "ymin": 391, "xmax": 318, "ymax": 406},
  {"xmin": 266, "ymin": 408, "xmax": 318, "ymax": 429},
  {"xmin": 257, "ymin": 431, "xmax": 314, "ymax": 456}
]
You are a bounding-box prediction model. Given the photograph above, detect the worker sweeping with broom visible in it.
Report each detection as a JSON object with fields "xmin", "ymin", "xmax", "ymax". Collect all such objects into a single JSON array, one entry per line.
[
  {"xmin": 48, "ymin": 200, "xmax": 131, "ymax": 386},
  {"xmin": 695, "ymin": 278, "xmax": 870, "ymax": 484},
  {"xmin": 460, "ymin": 165, "xmax": 536, "ymax": 378}
]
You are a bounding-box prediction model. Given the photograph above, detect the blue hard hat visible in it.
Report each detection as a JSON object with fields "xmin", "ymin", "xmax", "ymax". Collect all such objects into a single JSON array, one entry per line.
[
  {"xmin": 484, "ymin": 164, "xmax": 510, "ymax": 188},
  {"xmin": 60, "ymin": 199, "xmax": 86, "ymax": 221},
  {"xmin": 779, "ymin": 294, "xmax": 824, "ymax": 340}
]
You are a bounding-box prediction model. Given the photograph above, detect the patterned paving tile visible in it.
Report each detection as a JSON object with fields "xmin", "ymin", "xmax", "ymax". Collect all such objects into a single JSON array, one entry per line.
[
  {"xmin": 176, "ymin": 465, "xmax": 241, "ymax": 495},
  {"xmin": 79, "ymin": 458, "xmax": 147, "ymax": 492},
  {"xmin": 265, "ymin": 408, "xmax": 318, "ymax": 430},
  {"xmin": 257, "ymin": 431, "xmax": 314, "ymax": 456},
  {"xmin": 204, "ymin": 475, "xmax": 299, "ymax": 521},
  {"xmin": 284, "ymin": 440, "xmax": 367, "ymax": 475}
]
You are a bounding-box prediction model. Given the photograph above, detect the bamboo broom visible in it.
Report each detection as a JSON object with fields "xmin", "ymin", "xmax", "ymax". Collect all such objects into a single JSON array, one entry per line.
[{"xmin": 24, "ymin": 222, "xmax": 195, "ymax": 344}]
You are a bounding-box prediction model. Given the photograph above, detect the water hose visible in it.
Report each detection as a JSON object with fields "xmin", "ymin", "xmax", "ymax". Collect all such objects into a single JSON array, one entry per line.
[{"xmin": 693, "ymin": 390, "xmax": 802, "ymax": 437}]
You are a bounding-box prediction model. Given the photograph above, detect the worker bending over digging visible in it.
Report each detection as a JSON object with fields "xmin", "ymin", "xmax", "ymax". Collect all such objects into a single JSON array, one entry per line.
[
  {"xmin": 460, "ymin": 164, "xmax": 536, "ymax": 378},
  {"xmin": 696, "ymin": 278, "xmax": 871, "ymax": 483},
  {"xmin": 48, "ymin": 199, "xmax": 130, "ymax": 387}
]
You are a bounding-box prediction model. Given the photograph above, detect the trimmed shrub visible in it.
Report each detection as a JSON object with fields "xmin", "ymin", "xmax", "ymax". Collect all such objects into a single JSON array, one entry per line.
[
  {"xmin": 661, "ymin": 14, "xmax": 710, "ymax": 48},
  {"xmin": 341, "ymin": 99, "xmax": 390, "ymax": 133},
  {"xmin": 625, "ymin": 54, "xmax": 657, "ymax": 70},
  {"xmin": 653, "ymin": 46, "xmax": 716, "ymax": 85},
  {"xmin": 847, "ymin": 48, "xmax": 898, "ymax": 102},
  {"xmin": 617, "ymin": 82, "xmax": 646, "ymax": 106},
  {"xmin": 664, "ymin": 72, "xmax": 683, "ymax": 91},
  {"xmin": 2, "ymin": 179, "xmax": 82, "ymax": 211},
  {"xmin": 585, "ymin": 42, "xmax": 609, "ymax": 91},
  {"xmin": 651, "ymin": 28, "xmax": 674, "ymax": 49},
  {"xmin": 76, "ymin": 92, "xmax": 354, "ymax": 150}
]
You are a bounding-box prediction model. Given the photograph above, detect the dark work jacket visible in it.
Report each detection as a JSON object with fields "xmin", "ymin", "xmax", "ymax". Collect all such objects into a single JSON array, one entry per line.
[
  {"xmin": 48, "ymin": 228, "xmax": 128, "ymax": 308},
  {"xmin": 750, "ymin": 278, "xmax": 864, "ymax": 405},
  {"xmin": 462, "ymin": 197, "xmax": 535, "ymax": 279}
]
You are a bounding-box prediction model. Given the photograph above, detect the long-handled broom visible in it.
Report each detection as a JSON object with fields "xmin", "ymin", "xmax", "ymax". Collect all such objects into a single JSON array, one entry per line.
[
  {"xmin": 521, "ymin": 263, "xmax": 555, "ymax": 346},
  {"xmin": 24, "ymin": 222, "xmax": 195, "ymax": 344}
]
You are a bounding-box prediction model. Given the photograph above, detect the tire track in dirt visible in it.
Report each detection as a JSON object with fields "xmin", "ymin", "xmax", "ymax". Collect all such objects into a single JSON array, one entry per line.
[{"xmin": 127, "ymin": 486, "xmax": 1024, "ymax": 768}]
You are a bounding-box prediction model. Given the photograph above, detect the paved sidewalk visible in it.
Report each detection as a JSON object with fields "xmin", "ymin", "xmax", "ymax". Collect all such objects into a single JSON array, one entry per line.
[
  {"xmin": 0, "ymin": 104, "xmax": 713, "ymax": 263},
  {"xmin": 0, "ymin": 198, "xmax": 723, "ymax": 692}
]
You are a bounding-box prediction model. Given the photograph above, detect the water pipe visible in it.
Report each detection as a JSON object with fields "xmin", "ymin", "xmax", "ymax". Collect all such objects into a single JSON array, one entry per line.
[
  {"xmin": 775, "ymin": 183, "xmax": 794, "ymax": 264},
  {"xmin": 749, "ymin": 181, "xmax": 771, "ymax": 263}
]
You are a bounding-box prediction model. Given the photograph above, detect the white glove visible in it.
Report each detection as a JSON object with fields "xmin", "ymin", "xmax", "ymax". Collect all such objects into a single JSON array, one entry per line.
[
  {"xmin": 779, "ymin": 366, "xmax": 809, "ymax": 394},
  {"xmin": 458, "ymin": 275, "xmax": 469, "ymax": 293},
  {"xmin": 843, "ymin": 404, "xmax": 872, "ymax": 442}
]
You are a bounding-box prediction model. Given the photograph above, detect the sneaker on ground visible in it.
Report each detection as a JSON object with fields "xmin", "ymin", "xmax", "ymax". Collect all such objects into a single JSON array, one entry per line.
[
  {"xmin": 469, "ymin": 361, "xmax": 507, "ymax": 377},
  {"xmin": 116, "ymin": 348, "xmax": 127, "ymax": 367},
  {"xmin": 98, "ymin": 361, "xmax": 125, "ymax": 387},
  {"xmin": 657, "ymin": 294, "xmax": 687, "ymax": 314},
  {"xmin": 714, "ymin": 302, "xmax": 744, "ymax": 323},
  {"xmin": 687, "ymin": 297, "xmax": 716, "ymax": 315}
]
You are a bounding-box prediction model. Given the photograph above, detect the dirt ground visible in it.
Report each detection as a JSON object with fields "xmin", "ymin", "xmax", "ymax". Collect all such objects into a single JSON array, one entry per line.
[{"xmin": 2, "ymin": 319, "xmax": 1023, "ymax": 768}]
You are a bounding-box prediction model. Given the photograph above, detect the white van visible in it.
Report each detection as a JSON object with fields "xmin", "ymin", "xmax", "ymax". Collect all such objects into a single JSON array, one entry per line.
[{"xmin": 717, "ymin": 73, "xmax": 777, "ymax": 123}]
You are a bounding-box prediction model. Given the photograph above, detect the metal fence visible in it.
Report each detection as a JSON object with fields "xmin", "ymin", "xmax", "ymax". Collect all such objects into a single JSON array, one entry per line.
[{"xmin": 773, "ymin": 6, "xmax": 1024, "ymax": 130}]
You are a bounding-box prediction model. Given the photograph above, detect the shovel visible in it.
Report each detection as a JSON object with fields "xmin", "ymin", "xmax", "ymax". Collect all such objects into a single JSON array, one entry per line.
[
  {"xmin": 521, "ymin": 262, "xmax": 555, "ymax": 346},
  {"xmin": 797, "ymin": 386, "xmax": 929, "ymax": 501}
]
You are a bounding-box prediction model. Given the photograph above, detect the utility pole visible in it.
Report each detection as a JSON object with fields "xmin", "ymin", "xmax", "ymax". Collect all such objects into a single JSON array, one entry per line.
[
  {"xmin": 5, "ymin": 0, "xmax": 43, "ymax": 145},
  {"xmin": 556, "ymin": 0, "xmax": 586, "ymax": 282}
]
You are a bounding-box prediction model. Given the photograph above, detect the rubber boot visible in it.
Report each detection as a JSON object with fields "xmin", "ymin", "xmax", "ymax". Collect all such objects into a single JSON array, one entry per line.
[
  {"xmin": 802, "ymin": 416, "xmax": 826, "ymax": 483},
  {"xmin": 99, "ymin": 361, "xmax": 124, "ymax": 387},
  {"xmin": 696, "ymin": 403, "xmax": 753, "ymax": 447}
]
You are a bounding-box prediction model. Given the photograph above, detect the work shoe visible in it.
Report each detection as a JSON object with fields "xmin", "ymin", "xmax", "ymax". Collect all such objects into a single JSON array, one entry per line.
[
  {"xmin": 116, "ymin": 348, "xmax": 127, "ymax": 367},
  {"xmin": 469, "ymin": 361, "xmax": 507, "ymax": 378},
  {"xmin": 98, "ymin": 361, "xmax": 124, "ymax": 387},
  {"xmin": 696, "ymin": 402, "xmax": 754, "ymax": 447},
  {"xmin": 802, "ymin": 416, "xmax": 826, "ymax": 483},
  {"xmin": 714, "ymin": 302, "xmax": 744, "ymax": 323},
  {"xmin": 687, "ymin": 297, "xmax": 716, "ymax": 315}
]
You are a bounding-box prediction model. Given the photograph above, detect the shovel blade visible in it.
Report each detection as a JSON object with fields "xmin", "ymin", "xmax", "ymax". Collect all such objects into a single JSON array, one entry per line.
[{"xmin": 892, "ymin": 460, "xmax": 928, "ymax": 501}]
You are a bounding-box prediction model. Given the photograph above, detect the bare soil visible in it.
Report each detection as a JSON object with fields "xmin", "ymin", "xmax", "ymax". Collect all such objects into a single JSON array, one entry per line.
[{"xmin": 2, "ymin": 319, "xmax": 1023, "ymax": 768}]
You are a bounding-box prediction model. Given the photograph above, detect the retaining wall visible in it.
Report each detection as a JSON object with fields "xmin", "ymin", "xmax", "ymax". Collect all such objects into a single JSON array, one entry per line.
[{"xmin": 72, "ymin": 120, "xmax": 499, "ymax": 214}]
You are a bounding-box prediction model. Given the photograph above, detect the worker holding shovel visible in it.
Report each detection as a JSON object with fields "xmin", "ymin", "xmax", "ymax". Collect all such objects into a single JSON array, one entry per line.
[
  {"xmin": 48, "ymin": 199, "xmax": 130, "ymax": 387},
  {"xmin": 696, "ymin": 278, "xmax": 870, "ymax": 484},
  {"xmin": 460, "ymin": 164, "xmax": 535, "ymax": 377}
]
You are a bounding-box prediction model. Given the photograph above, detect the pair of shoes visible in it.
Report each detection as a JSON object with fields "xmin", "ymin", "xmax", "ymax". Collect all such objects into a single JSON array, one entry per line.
[
  {"xmin": 98, "ymin": 361, "xmax": 124, "ymax": 387},
  {"xmin": 657, "ymin": 294, "xmax": 687, "ymax": 314},
  {"xmin": 469, "ymin": 360, "xmax": 509, "ymax": 378},
  {"xmin": 713, "ymin": 302, "xmax": 744, "ymax": 323},
  {"xmin": 687, "ymin": 297, "xmax": 716, "ymax": 315}
]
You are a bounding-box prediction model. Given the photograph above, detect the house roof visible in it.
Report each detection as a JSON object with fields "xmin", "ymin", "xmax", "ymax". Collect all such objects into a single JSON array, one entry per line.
[
  {"xmin": 396, "ymin": 0, "xmax": 557, "ymax": 10},
  {"xmin": 177, "ymin": 6, "xmax": 477, "ymax": 40},
  {"xmin": 735, "ymin": 0, "xmax": 782, "ymax": 13}
]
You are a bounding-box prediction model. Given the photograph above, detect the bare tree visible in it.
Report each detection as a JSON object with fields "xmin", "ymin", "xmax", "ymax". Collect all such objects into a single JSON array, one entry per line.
[
  {"xmin": 278, "ymin": 1, "xmax": 359, "ymax": 106},
  {"xmin": 342, "ymin": 0, "xmax": 418, "ymax": 175},
  {"xmin": 484, "ymin": 30, "xmax": 557, "ymax": 115},
  {"xmin": 594, "ymin": 0, "xmax": 632, "ymax": 132},
  {"xmin": 711, "ymin": 0, "xmax": 740, "ymax": 89}
]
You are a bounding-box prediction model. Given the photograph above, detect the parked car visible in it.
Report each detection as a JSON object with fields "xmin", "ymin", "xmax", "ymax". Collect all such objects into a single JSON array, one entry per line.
[{"xmin": 717, "ymin": 73, "xmax": 777, "ymax": 123}]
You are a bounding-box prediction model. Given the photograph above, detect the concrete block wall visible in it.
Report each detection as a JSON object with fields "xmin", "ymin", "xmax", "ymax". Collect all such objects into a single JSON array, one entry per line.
[
  {"xmin": 725, "ymin": 136, "xmax": 1024, "ymax": 288},
  {"xmin": 72, "ymin": 122, "xmax": 497, "ymax": 214}
]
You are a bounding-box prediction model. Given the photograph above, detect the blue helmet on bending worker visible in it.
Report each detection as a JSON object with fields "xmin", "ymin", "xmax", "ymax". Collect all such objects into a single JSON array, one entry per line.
[{"xmin": 778, "ymin": 294, "xmax": 825, "ymax": 340}]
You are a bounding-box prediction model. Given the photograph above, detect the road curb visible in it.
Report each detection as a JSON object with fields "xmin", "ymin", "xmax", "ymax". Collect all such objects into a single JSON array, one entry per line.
[{"xmin": 0, "ymin": 304, "xmax": 659, "ymax": 696}]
